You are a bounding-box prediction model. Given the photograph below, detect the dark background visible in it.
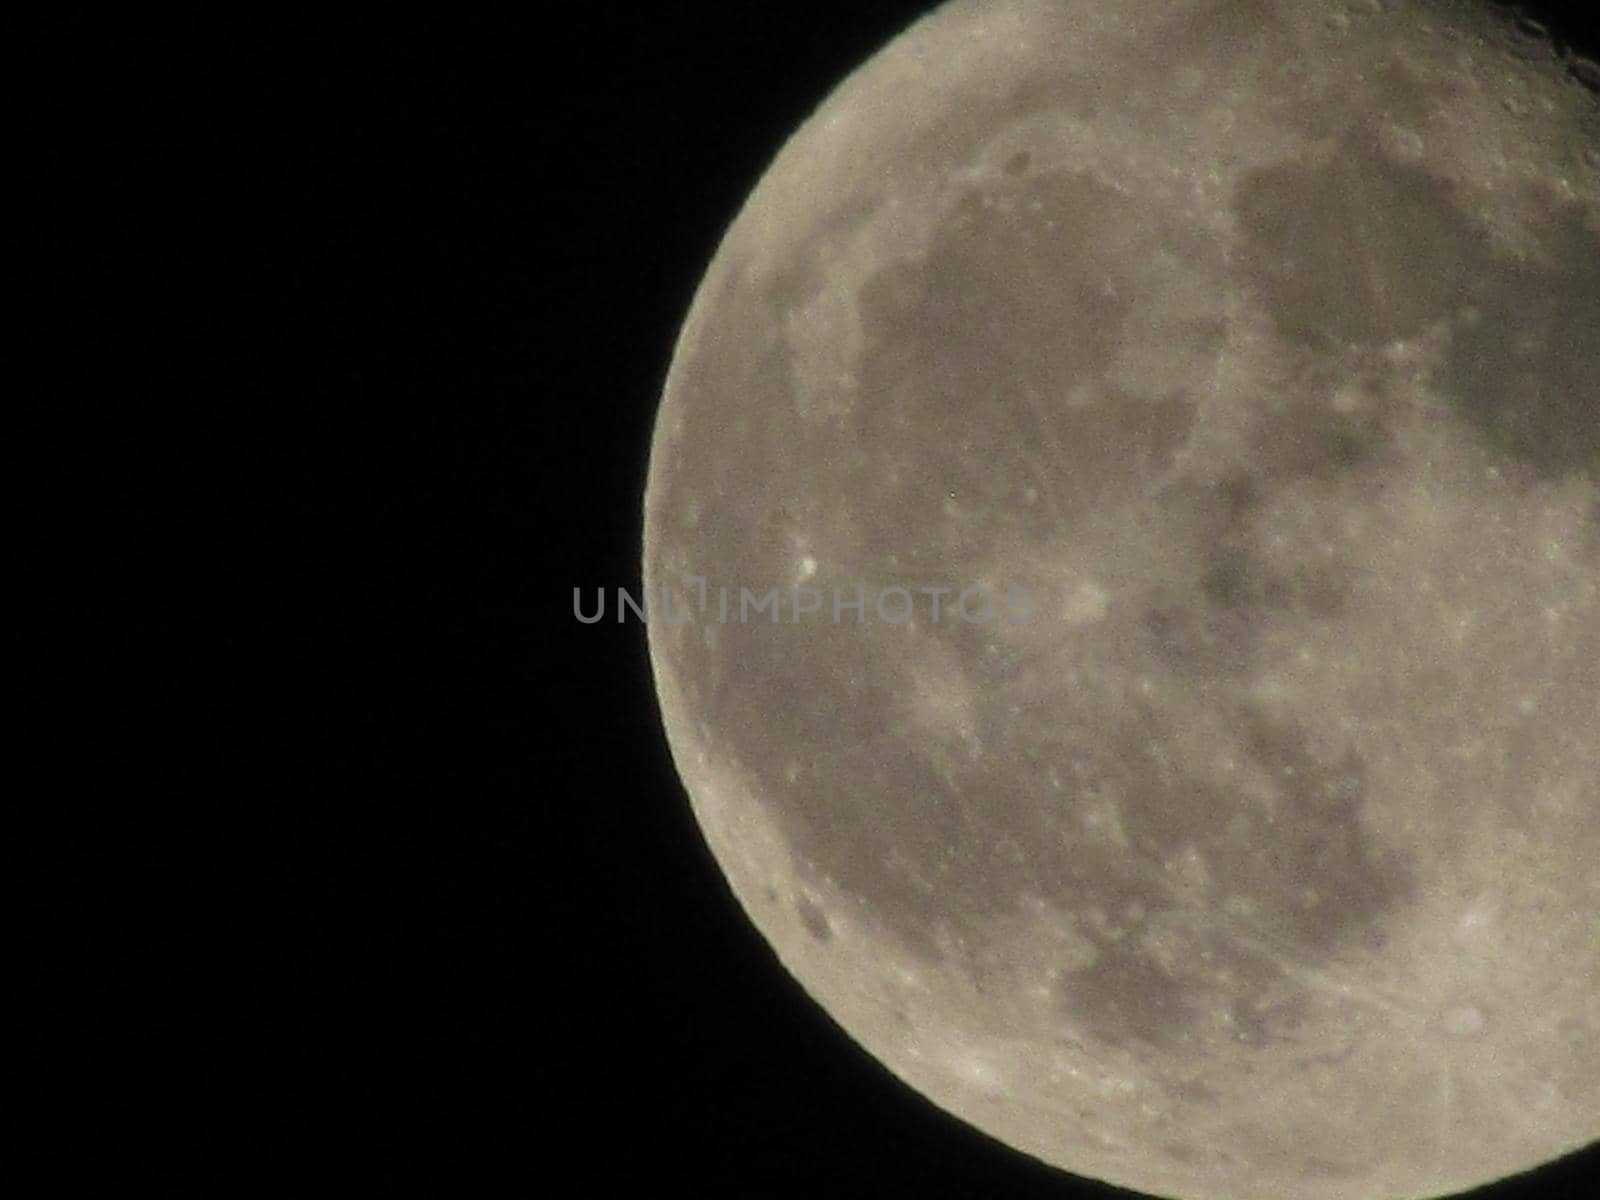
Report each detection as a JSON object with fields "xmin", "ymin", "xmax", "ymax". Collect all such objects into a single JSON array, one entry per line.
[{"xmin": 248, "ymin": 2, "xmax": 1600, "ymax": 1195}]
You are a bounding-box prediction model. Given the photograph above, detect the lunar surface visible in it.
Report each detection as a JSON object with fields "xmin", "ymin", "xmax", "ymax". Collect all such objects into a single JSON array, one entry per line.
[{"xmin": 642, "ymin": 3, "xmax": 1599, "ymax": 1197}]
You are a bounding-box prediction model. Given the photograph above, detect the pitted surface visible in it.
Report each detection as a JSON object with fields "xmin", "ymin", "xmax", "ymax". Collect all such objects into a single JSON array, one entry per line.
[{"xmin": 644, "ymin": 3, "xmax": 1600, "ymax": 1198}]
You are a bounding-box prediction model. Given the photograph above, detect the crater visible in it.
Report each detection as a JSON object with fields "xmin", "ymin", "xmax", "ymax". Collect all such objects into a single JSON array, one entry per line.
[{"xmin": 795, "ymin": 893, "xmax": 834, "ymax": 942}]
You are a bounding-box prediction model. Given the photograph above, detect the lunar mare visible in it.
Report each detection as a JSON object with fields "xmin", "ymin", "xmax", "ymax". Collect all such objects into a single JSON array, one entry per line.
[{"xmin": 643, "ymin": 3, "xmax": 1599, "ymax": 1199}]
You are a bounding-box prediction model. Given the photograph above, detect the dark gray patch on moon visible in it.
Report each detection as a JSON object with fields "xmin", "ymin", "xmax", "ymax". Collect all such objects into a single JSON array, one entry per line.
[
  {"xmin": 1047, "ymin": 706, "xmax": 1413, "ymax": 1049},
  {"xmin": 1438, "ymin": 195, "xmax": 1600, "ymax": 480},
  {"xmin": 1250, "ymin": 372, "xmax": 1397, "ymax": 483},
  {"xmin": 1064, "ymin": 947, "xmax": 1195, "ymax": 1049},
  {"xmin": 1235, "ymin": 136, "xmax": 1600, "ymax": 483},
  {"xmin": 1232, "ymin": 137, "xmax": 1493, "ymax": 349},
  {"xmin": 851, "ymin": 171, "xmax": 1188, "ymax": 546},
  {"xmin": 1140, "ymin": 470, "xmax": 1354, "ymax": 687}
]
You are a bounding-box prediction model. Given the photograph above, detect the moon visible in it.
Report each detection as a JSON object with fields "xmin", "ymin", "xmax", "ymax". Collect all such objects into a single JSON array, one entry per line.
[{"xmin": 642, "ymin": 3, "xmax": 1599, "ymax": 1197}]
